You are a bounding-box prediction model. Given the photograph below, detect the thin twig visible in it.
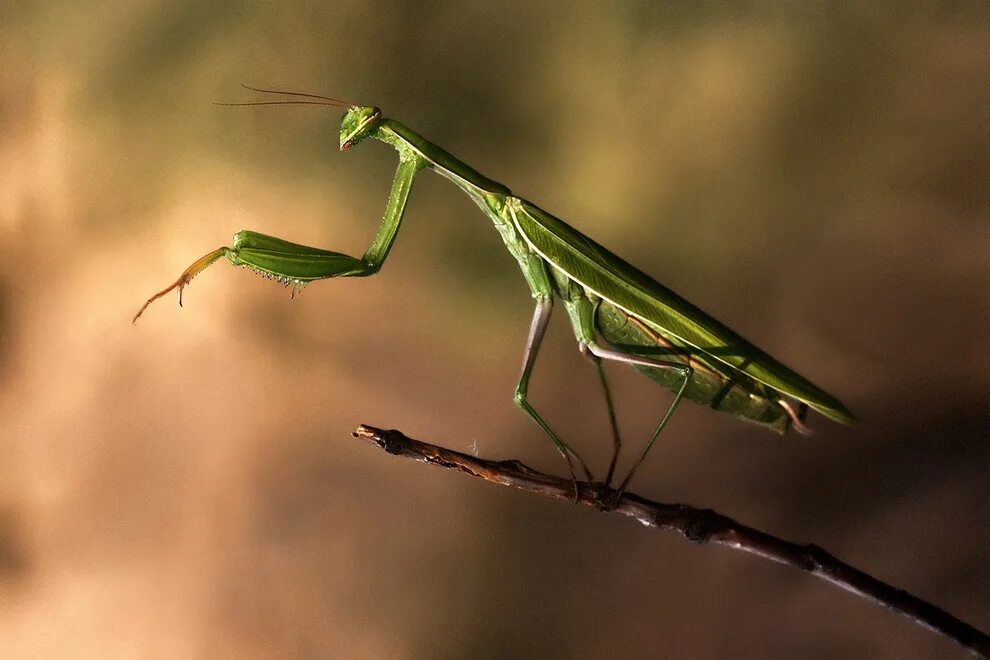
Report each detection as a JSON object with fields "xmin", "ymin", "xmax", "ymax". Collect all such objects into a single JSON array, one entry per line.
[{"xmin": 352, "ymin": 424, "xmax": 989, "ymax": 657}]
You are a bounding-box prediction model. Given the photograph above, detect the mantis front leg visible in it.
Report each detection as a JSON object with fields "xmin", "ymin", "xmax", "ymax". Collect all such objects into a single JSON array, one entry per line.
[{"xmin": 133, "ymin": 154, "xmax": 424, "ymax": 322}]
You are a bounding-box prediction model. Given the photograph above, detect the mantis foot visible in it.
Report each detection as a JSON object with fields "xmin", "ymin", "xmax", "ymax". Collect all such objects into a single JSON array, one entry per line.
[
  {"xmin": 588, "ymin": 482, "xmax": 623, "ymax": 512},
  {"xmin": 133, "ymin": 246, "xmax": 229, "ymax": 323}
]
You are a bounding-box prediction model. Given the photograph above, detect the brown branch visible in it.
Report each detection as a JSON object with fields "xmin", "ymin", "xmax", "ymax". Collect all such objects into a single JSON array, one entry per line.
[{"xmin": 353, "ymin": 424, "xmax": 989, "ymax": 658}]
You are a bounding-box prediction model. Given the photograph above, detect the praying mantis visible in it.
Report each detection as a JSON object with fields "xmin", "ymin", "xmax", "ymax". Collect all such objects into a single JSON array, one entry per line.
[{"xmin": 134, "ymin": 86, "xmax": 854, "ymax": 498}]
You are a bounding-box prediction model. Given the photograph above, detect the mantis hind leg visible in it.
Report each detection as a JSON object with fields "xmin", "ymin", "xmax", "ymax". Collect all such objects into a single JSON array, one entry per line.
[
  {"xmin": 584, "ymin": 342, "xmax": 693, "ymax": 498},
  {"xmin": 515, "ymin": 296, "xmax": 594, "ymax": 490},
  {"xmin": 562, "ymin": 294, "xmax": 692, "ymax": 498},
  {"xmin": 584, "ymin": 352, "xmax": 622, "ymax": 487}
]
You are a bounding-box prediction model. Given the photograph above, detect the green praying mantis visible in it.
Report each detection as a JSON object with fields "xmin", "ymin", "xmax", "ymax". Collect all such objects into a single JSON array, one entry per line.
[{"xmin": 134, "ymin": 86, "xmax": 854, "ymax": 499}]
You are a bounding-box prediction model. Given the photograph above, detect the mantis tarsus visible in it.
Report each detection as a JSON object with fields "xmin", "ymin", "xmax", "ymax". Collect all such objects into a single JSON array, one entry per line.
[{"xmin": 135, "ymin": 86, "xmax": 854, "ymax": 498}]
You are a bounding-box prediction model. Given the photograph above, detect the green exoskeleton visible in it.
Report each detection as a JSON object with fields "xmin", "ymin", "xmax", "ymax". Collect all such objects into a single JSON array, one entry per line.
[{"xmin": 135, "ymin": 87, "xmax": 854, "ymax": 499}]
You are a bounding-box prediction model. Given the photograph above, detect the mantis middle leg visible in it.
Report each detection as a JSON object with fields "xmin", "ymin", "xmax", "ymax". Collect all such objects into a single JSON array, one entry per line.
[{"xmin": 514, "ymin": 295, "xmax": 594, "ymax": 487}]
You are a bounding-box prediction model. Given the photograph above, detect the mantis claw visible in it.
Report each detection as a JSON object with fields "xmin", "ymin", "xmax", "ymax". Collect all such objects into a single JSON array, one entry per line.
[{"xmin": 132, "ymin": 274, "xmax": 186, "ymax": 324}]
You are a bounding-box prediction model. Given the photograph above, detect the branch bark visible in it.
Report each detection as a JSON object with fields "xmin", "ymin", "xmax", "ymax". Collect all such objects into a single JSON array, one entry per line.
[{"xmin": 353, "ymin": 424, "xmax": 989, "ymax": 658}]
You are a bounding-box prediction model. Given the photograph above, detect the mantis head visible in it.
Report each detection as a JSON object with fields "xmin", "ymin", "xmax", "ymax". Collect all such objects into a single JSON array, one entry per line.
[{"xmin": 339, "ymin": 106, "xmax": 382, "ymax": 151}]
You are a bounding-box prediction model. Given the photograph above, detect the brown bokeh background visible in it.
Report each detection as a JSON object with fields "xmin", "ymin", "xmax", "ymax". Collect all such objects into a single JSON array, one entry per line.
[{"xmin": 1, "ymin": 3, "xmax": 988, "ymax": 658}]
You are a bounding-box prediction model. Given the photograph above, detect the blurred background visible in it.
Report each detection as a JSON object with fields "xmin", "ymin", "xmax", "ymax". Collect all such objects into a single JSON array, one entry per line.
[{"xmin": 1, "ymin": 2, "xmax": 988, "ymax": 658}]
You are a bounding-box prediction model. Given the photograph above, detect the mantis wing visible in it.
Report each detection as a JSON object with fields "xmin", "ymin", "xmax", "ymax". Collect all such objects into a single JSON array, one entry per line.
[{"xmin": 512, "ymin": 201, "xmax": 854, "ymax": 425}]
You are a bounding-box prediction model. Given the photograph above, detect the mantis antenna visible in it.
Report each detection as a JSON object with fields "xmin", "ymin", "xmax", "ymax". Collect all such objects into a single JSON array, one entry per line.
[{"xmin": 213, "ymin": 84, "xmax": 356, "ymax": 109}]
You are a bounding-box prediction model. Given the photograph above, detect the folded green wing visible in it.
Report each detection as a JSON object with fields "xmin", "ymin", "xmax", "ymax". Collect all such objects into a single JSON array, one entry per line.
[{"xmin": 512, "ymin": 201, "xmax": 854, "ymax": 424}]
